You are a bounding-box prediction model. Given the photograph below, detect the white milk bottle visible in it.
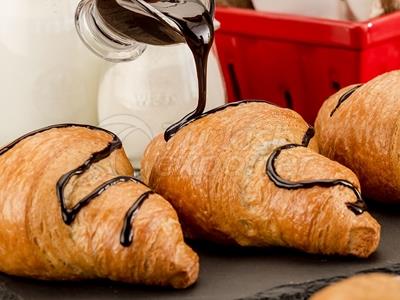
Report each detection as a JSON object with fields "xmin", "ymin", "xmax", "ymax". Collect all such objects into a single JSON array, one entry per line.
[
  {"xmin": 97, "ymin": 42, "xmax": 225, "ymax": 166},
  {"xmin": 75, "ymin": 0, "xmax": 226, "ymax": 166},
  {"xmin": 0, "ymin": 0, "xmax": 103, "ymax": 146}
]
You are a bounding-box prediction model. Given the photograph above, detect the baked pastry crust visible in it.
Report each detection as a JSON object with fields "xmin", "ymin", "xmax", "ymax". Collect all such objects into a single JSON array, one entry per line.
[
  {"xmin": 0, "ymin": 125, "xmax": 198, "ymax": 288},
  {"xmin": 311, "ymin": 273, "xmax": 400, "ymax": 300},
  {"xmin": 315, "ymin": 71, "xmax": 400, "ymax": 202},
  {"xmin": 142, "ymin": 102, "xmax": 380, "ymax": 257}
]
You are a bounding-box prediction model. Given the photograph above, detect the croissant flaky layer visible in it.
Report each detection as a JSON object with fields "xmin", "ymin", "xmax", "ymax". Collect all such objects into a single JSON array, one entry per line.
[
  {"xmin": 0, "ymin": 125, "xmax": 198, "ymax": 288},
  {"xmin": 142, "ymin": 102, "xmax": 380, "ymax": 257},
  {"xmin": 316, "ymin": 71, "xmax": 400, "ymax": 202}
]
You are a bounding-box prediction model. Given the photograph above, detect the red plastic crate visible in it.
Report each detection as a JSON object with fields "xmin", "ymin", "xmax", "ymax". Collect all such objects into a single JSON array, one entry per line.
[{"xmin": 215, "ymin": 7, "xmax": 400, "ymax": 123}]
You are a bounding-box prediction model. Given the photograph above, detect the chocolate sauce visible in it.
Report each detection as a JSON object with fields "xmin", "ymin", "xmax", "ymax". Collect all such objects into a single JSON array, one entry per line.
[
  {"xmin": 96, "ymin": 0, "xmax": 185, "ymax": 46},
  {"xmin": 301, "ymin": 126, "xmax": 315, "ymax": 147},
  {"xmin": 0, "ymin": 124, "xmax": 152, "ymax": 247},
  {"xmin": 156, "ymin": 0, "xmax": 215, "ymax": 141},
  {"xmin": 93, "ymin": 0, "xmax": 215, "ymax": 141},
  {"xmin": 266, "ymin": 127, "xmax": 366, "ymax": 215},
  {"xmin": 121, "ymin": 190, "xmax": 154, "ymax": 246},
  {"xmin": 330, "ymin": 84, "xmax": 362, "ymax": 117},
  {"xmin": 165, "ymin": 100, "xmax": 277, "ymax": 134},
  {"xmin": 0, "ymin": 124, "xmax": 103, "ymax": 156}
]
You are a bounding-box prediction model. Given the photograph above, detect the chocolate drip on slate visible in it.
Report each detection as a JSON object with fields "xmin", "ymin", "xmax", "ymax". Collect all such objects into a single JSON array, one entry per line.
[
  {"xmin": 266, "ymin": 126, "xmax": 367, "ymax": 215},
  {"xmin": 330, "ymin": 84, "xmax": 362, "ymax": 117},
  {"xmin": 0, "ymin": 124, "xmax": 151, "ymax": 247}
]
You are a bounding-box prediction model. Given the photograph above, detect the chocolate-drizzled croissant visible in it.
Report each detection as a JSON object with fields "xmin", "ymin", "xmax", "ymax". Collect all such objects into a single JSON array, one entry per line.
[
  {"xmin": 316, "ymin": 71, "xmax": 400, "ymax": 202},
  {"xmin": 0, "ymin": 125, "xmax": 198, "ymax": 288},
  {"xmin": 142, "ymin": 101, "xmax": 380, "ymax": 257}
]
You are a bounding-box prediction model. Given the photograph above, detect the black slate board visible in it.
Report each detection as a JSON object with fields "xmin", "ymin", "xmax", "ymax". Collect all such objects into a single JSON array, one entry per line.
[{"xmin": 1, "ymin": 203, "xmax": 399, "ymax": 300}]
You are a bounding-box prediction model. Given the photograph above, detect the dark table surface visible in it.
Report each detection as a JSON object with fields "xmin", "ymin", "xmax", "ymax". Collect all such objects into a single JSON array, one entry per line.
[{"xmin": 1, "ymin": 203, "xmax": 400, "ymax": 300}]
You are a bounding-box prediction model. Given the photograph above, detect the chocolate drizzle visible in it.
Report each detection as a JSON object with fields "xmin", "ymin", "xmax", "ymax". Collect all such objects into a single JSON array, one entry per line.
[
  {"xmin": 0, "ymin": 124, "xmax": 152, "ymax": 247},
  {"xmin": 330, "ymin": 84, "xmax": 362, "ymax": 117},
  {"xmin": 94, "ymin": 0, "xmax": 215, "ymax": 143},
  {"xmin": 121, "ymin": 190, "xmax": 154, "ymax": 247},
  {"xmin": 266, "ymin": 126, "xmax": 366, "ymax": 215},
  {"xmin": 160, "ymin": 94, "xmax": 367, "ymax": 215},
  {"xmin": 165, "ymin": 100, "xmax": 277, "ymax": 140},
  {"xmin": 163, "ymin": 0, "xmax": 215, "ymax": 141}
]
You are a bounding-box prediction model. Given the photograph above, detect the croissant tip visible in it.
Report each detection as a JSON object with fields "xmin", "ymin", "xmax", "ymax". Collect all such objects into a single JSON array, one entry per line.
[
  {"xmin": 170, "ymin": 256, "xmax": 200, "ymax": 289},
  {"xmin": 347, "ymin": 218, "xmax": 381, "ymax": 258}
]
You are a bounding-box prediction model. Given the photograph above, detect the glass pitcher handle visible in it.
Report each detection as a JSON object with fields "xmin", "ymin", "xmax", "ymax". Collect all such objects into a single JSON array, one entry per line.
[{"xmin": 75, "ymin": 0, "xmax": 147, "ymax": 62}]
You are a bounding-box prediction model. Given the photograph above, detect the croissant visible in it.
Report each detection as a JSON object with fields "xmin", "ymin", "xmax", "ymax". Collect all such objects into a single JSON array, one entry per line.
[
  {"xmin": 310, "ymin": 273, "xmax": 400, "ymax": 300},
  {"xmin": 315, "ymin": 71, "xmax": 400, "ymax": 202},
  {"xmin": 142, "ymin": 101, "xmax": 380, "ymax": 257},
  {"xmin": 0, "ymin": 124, "xmax": 198, "ymax": 288}
]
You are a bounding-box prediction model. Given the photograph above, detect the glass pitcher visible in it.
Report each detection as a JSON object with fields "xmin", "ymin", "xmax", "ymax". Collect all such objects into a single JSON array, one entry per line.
[
  {"xmin": 0, "ymin": 0, "xmax": 104, "ymax": 146},
  {"xmin": 75, "ymin": 0, "xmax": 226, "ymax": 166}
]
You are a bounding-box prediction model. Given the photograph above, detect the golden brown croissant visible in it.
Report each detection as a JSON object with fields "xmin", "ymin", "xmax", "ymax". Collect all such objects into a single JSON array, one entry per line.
[
  {"xmin": 0, "ymin": 124, "xmax": 198, "ymax": 288},
  {"xmin": 142, "ymin": 101, "xmax": 380, "ymax": 257},
  {"xmin": 310, "ymin": 273, "xmax": 400, "ymax": 300},
  {"xmin": 315, "ymin": 71, "xmax": 400, "ymax": 202}
]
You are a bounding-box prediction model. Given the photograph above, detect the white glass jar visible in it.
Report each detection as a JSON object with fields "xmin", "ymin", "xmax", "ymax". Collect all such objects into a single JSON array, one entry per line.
[{"xmin": 0, "ymin": 0, "xmax": 104, "ymax": 146}]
